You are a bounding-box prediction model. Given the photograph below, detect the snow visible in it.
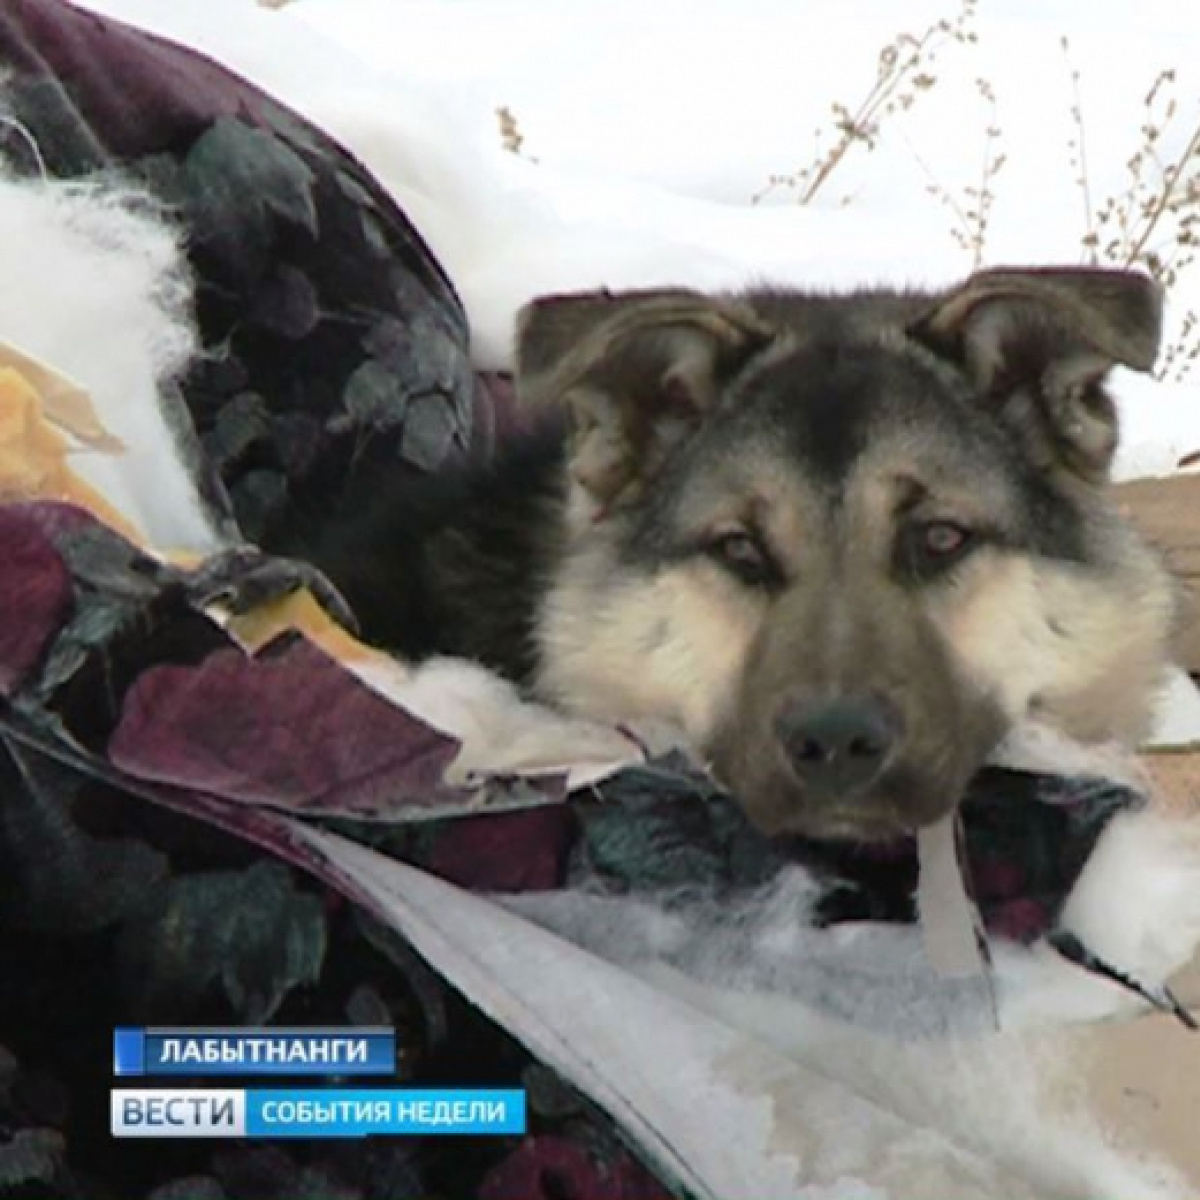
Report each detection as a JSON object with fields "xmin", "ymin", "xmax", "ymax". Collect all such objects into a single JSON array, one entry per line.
[{"xmin": 78, "ymin": 0, "xmax": 1200, "ymax": 478}]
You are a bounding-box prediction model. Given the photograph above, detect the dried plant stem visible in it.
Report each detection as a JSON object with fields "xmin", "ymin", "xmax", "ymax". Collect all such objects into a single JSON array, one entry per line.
[
  {"xmin": 797, "ymin": 26, "xmax": 942, "ymax": 206},
  {"xmin": 1125, "ymin": 120, "xmax": 1200, "ymax": 267},
  {"xmin": 754, "ymin": 0, "xmax": 977, "ymax": 207},
  {"xmin": 495, "ymin": 105, "xmax": 537, "ymax": 162},
  {"xmin": 904, "ymin": 79, "xmax": 1004, "ymax": 268},
  {"xmin": 966, "ymin": 80, "xmax": 1005, "ymax": 268},
  {"xmin": 1061, "ymin": 36, "xmax": 1096, "ymax": 261}
]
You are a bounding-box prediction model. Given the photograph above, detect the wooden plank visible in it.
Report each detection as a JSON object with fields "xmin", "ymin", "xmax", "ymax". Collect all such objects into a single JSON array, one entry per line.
[{"xmin": 1116, "ymin": 475, "xmax": 1200, "ymax": 672}]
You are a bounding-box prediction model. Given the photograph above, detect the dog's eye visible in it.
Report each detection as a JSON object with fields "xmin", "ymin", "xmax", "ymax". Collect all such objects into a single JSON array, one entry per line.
[
  {"xmin": 902, "ymin": 520, "xmax": 978, "ymax": 579},
  {"xmin": 921, "ymin": 521, "xmax": 972, "ymax": 558},
  {"xmin": 708, "ymin": 530, "xmax": 776, "ymax": 587}
]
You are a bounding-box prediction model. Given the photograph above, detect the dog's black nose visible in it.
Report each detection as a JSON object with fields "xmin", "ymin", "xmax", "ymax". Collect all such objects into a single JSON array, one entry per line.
[{"xmin": 774, "ymin": 696, "xmax": 898, "ymax": 796}]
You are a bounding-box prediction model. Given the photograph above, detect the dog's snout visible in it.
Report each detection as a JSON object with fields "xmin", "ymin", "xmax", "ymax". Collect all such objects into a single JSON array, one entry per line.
[{"xmin": 774, "ymin": 696, "xmax": 898, "ymax": 796}]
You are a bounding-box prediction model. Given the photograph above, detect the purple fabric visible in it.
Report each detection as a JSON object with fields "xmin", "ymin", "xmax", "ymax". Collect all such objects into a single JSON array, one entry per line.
[
  {"xmin": 0, "ymin": 507, "xmax": 74, "ymax": 694},
  {"xmin": 427, "ymin": 806, "xmax": 576, "ymax": 892},
  {"xmin": 478, "ymin": 1136, "xmax": 676, "ymax": 1200},
  {"xmin": 109, "ymin": 637, "xmax": 464, "ymax": 815},
  {"xmin": 1, "ymin": 0, "xmax": 244, "ymax": 159}
]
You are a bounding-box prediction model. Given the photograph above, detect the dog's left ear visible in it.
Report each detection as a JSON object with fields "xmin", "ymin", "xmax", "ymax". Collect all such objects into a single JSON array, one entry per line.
[
  {"xmin": 910, "ymin": 267, "xmax": 1163, "ymax": 481},
  {"xmin": 516, "ymin": 288, "xmax": 773, "ymax": 507}
]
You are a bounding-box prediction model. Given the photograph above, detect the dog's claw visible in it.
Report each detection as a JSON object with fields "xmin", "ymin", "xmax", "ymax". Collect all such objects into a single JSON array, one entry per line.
[{"xmin": 184, "ymin": 545, "xmax": 360, "ymax": 635}]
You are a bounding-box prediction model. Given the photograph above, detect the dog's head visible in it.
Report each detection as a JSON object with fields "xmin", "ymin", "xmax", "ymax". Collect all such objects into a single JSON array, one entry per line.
[{"xmin": 517, "ymin": 268, "xmax": 1174, "ymax": 840}]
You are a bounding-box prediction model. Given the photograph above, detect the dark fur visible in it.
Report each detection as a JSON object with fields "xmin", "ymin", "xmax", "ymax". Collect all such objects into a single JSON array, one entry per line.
[{"xmin": 270, "ymin": 426, "xmax": 567, "ymax": 681}]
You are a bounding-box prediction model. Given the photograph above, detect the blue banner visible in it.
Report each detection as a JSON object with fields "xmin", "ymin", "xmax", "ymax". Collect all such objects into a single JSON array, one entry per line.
[
  {"xmin": 111, "ymin": 1088, "xmax": 527, "ymax": 1138},
  {"xmin": 112, "ymin": 1027, "xmax": 396, "ymax": 1077}
]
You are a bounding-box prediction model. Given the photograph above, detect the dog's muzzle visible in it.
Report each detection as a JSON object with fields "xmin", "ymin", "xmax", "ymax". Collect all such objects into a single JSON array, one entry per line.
[{"xmin": 773, "ymin": 694, "xmax": 901, "ymax": 803}]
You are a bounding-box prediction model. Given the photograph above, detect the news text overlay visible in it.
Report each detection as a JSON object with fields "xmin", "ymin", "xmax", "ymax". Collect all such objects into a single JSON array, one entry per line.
[
  {"xmin": 112, "ymin": 1028, "xmax": 396, "ymax": 1077},
  {"xmin": 111, "ymin": 1088, "xmax": 528, "ymax": 1138}
]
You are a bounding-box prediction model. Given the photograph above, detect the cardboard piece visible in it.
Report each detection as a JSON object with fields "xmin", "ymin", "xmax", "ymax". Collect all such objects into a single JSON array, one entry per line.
[
  {"xmin": 1117, "ymin": 475, "xmax": 1200, "ymax": 673},
  {"xmin": 1085, "ymin": 998, "xmax": 1200, "ymax": 1190}
]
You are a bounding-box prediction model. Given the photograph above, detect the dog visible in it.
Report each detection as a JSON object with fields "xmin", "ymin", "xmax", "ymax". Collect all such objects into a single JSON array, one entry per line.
[{"xmin": 279, "ymin": 266, "xmax": 1177, "ymax": 842}]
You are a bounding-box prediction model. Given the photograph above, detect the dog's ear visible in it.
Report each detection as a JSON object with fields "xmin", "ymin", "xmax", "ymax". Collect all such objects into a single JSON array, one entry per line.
[
  {"xmin": 910, "ymin": 267, "xmax": 1163, "ymax": 481},
  {"xmin": 516, "ymin": 288, "xmax": 773, "ymax": 507}
]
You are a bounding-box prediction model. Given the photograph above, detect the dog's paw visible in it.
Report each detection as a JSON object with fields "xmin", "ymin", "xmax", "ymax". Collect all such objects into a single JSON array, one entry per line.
[{"xmin": 181, "ymin": 544, "xmax": 360, "ymax": 633}]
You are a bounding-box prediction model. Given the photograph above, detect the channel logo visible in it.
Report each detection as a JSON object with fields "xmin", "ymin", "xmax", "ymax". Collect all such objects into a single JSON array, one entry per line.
[{"xmin": 110, "ymin": 1088, "xmax": 527, "ymax": 1138}]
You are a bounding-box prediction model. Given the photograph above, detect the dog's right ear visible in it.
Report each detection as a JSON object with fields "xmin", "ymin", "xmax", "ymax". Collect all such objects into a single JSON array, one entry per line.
[
  {"xmin": 516, "ymin": 289, "xmax": 773, "ymax": 508},
  {"xmin": 909, "ymin": 267, "xmax": 1163, "ymax": 482}
]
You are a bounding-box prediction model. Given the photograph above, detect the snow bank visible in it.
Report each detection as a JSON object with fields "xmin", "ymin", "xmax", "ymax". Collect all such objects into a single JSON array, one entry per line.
[{"xmin": 77, "ymin": 0, "xmax": 1200, "ymax": 474}]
